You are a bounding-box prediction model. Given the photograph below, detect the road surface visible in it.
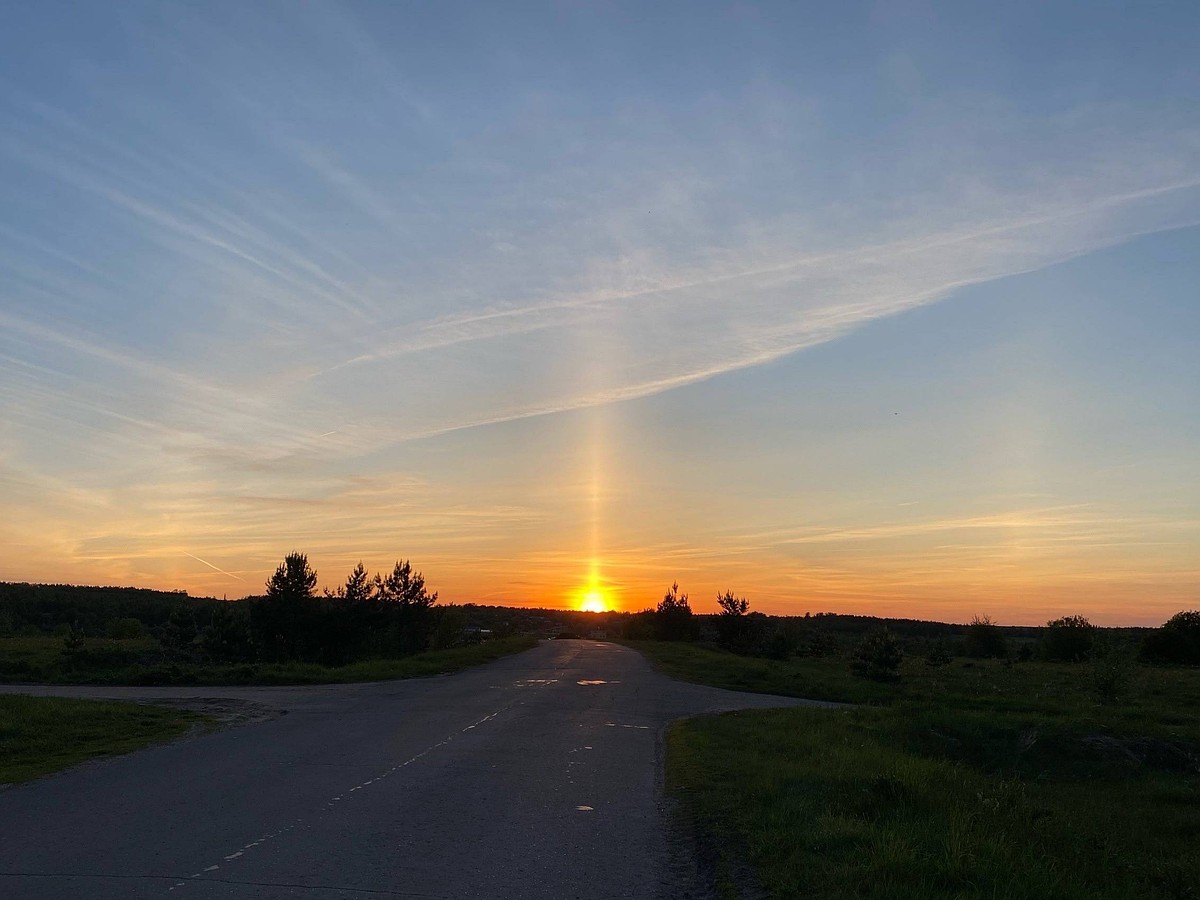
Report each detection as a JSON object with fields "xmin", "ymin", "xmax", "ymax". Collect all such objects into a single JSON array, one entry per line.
[{"xmin": 0, "ymin": 640, "xmax": 833, "ymax": 899}]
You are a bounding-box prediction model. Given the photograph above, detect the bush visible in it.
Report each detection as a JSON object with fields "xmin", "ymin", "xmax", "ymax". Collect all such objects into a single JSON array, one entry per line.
[
  {"xmin": 622, "ymin": 613, "xmax": 656, "ymax": 640},
  {"xmin": 199, "ymin": 604, "xmax": 254, "ymax": 662},
  {"xmin": 106, "ymin": 617, "xmax": 146, "ymax": 639},
  {"xmin": 924, "ymin": 641, "xmax": 953, "ymax": 667},
  {"xmin": 964, "ymin": 615, "xmax": 1008, "ymax": 659},
  {"xmin": 764, "ymin": 628, "xmax": 795, "ymax": 661},
  {"xmin": 1141, "ymin": 610, "xmax": 1200, "ymax": 665},
  {"xmin": 161, "ymin": 606, "xmax": 198, "ymax": 654},
  {"xmin": 796, "ymin": 628, "xmax": 839, "ymax": 658},
  {"xmin": 852, "ymin": 628, "xmax": 903, "ymax": 682},
  {"xmin": 1041, "ymin": 615, "xmax": 1095, "ymax": 662},
  {"xmin": 1091, "ymin": 639, "xmax": 1135, "ymax": 703},
  {"xmin": 62, "ymin": 621, "xmax": 85, "ymax": 654}
]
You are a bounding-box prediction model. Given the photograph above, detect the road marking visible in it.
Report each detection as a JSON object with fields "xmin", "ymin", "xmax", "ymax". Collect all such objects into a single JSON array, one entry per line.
[{"xmin": 175, "ymin": 681, "xmax": 562, "ymax": 889}]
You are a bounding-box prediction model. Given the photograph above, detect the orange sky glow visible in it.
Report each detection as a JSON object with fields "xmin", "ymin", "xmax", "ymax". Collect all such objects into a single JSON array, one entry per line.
[{"xmin": 2, "ymin": 6, "xmax": 1198, "ymax": 628}]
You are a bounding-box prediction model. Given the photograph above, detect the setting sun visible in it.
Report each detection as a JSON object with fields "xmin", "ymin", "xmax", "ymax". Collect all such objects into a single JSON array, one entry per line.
[{"xmin": 579, "ymin": 589, "xmax": 608, "ymax": 613}]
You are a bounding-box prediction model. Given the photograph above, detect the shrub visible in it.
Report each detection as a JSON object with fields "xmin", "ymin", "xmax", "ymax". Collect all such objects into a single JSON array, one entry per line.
[
  {"xmin": 964, "ymin": 615, "xmax": 1008, "ymax": 659},
  {"xmin": 764, "ymin": 628, "xmax": 794, "ymax": 661},
  {"xmin": 162, "ymin": 606, "xmax": 198, "ymax": 654},
  {"xmin": 622, "ymin": 613, "xmax": 656, "ymax": 640},
  {"xmin": 1041, "ymin": 615, "xmax": 1095, "ymax": 662},
  {"xmin": 1091, "ymin": 639, "xmax": 1135, "ymax": 703},
  {"xmin": 1141, "ymin": 610, "xmax": 1200, "ymax": 665},
  {"xmin": 199, "ymin": 604, "xmax": 254, "ymax": 662},
  {"xmin": 796, "ymin": 628, "xmax": 839, "ymax": 658},
  {"xmin": 924, "ymin": 641, "xmax": 953, "ymax": 667},
  {"xmin": 852, "ymin": 628, "xmax": 903, "ymax": 682},
  {"xmin": 106, "ymin": 617, "xmax": 146, "ymax": 639},
  {"xmin": 62, "ymin": 621, "xmax": 85, "ymax": 654}
]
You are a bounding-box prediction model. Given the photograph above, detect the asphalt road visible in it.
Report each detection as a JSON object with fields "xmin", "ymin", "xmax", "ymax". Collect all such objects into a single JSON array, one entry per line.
[{"xmin": 0, "ymin": 640, "xmax": 832, "ymax": 899}]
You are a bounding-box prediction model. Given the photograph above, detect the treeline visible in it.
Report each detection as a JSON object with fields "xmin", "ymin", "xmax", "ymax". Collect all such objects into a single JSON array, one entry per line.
[
  {"xmin": 0, "ymin": 553, "xmax": 479, "ymax": 668},
  {"xmin": 618, "ymin": 583, "xmax": 1200, "ymax": 673},
  {"xmin": 237, "ymin": 554, "xmax": 446, "ymax": 665},
  {"xmin": 0, "ymin": 582, "xmax": 221, "ymax": 636},
  {"xmin": 5, "ymin": 571, "xmax": 1196, "ymax": 672}
]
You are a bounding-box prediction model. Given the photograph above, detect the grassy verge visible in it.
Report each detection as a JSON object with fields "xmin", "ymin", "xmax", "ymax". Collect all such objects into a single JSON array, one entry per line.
[
  {"xmin": 0, "ymin": 695, "xmax": 203, "ymax": 784},
  {"xmin": 0, "ymin": 635, "xmax": 540, "ymax": 685},
  {"xmin": 632, "ymin": 642, "xmax": 1200, "ymax": 899},
  {"xmin": 624, "ymin": 639, "xmax": 890, "ymax": 704}
]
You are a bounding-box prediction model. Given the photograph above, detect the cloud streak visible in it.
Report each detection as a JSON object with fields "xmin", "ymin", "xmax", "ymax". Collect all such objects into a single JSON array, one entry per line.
[
  {"xmin": 1, "ymin": 3, "xmax": 1198, "ymax": 618},
  {"xmin": 183, "ymin": 551, "xmax": 246, "ymax": 582}
]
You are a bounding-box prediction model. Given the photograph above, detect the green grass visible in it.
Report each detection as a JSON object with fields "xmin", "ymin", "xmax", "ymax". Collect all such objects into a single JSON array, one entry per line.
[
  {"xmin": 0, "ymin": 635, "xmax": 539, "ymax": 685},
  {"xmin": 625, "ymin": 638, "xmax": 892, "ymax": 704},
  {"xmin": 0, "ymin": 695, "xmax": 203, "ymax": 784},
  {"xmin": 631, "ymin": 641, "xmax": 1200, "ymax": 899}
]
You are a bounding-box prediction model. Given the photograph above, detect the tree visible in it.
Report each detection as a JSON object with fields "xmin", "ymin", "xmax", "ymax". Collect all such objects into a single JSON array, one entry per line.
[
  {"xmin": 267, "ymin": 551, "xmax": 318, "ymax": 599},
  {"xmin": 375, "ymin": 560, "xmax": 439, "ymax": 655},
  {"xmin": 717, "ymin": 591, "xmax": 749, "ymax": 617},
  {"xmin": 1141, "ymin": 610, "xmax": 1200, "ymax": 665},
  {"xmin": 964, "ymin": 614, "xmax": 1008, "ymax": 659},
  {"xmin": 654, "ymin": 582, "xmax": 694, "ymax": 641},
  {"xmin": 343, "ymin": 562, "xmax": 372, "ymax": 605},
  {"xmin": 715, "ymin": 590, "xmax": 751, "ymax": 652},
  {"xmin": 251, "ymin": 552, "xmax": 319, "ymax": 661},
  {"xmin": 376, "ymin": 560, "xmax": 438, "ymax": 609},
  {"xmin": 1040, "ymin": 615, "xmax": 1095, "ymax": 662}
]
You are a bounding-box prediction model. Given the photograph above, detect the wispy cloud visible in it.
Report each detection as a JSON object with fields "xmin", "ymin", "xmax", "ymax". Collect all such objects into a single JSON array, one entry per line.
[{"xmin": 1, "ymin": 4, "xmax": 1197, "ymax": 617}]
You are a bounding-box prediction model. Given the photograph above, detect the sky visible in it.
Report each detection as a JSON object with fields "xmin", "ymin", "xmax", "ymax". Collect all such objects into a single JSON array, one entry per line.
[{"xmin": 1, "ymin": 2, "xmax": 1198, "ymax": 625}]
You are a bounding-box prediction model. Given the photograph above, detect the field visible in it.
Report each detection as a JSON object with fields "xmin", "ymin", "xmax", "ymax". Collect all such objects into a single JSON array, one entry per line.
[
  {"xmin": 0, "ymin": 695, "xmax": 203, "ymax": 784},
  {"xmin": 0, "ymin": 634, "xmax": 539, "ymax": 685},
  {"xmin": 630, "ymin": 641, "xmax": 1200, "ymax": 899}
]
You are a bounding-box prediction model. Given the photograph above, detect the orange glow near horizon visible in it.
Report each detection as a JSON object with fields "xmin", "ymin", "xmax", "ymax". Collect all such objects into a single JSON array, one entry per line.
[{"xmin": 579, "ymin": 588, "xmax": 608, "ymax": 613}]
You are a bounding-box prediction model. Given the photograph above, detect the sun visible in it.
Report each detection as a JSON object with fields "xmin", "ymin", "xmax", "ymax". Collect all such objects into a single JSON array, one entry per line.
[{"xmin": 579, "ymin": 589, "xmax": 608, "ymax": 613}]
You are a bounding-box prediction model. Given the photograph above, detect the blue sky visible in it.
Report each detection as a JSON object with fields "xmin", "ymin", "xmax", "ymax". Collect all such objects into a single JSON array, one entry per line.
[{"xmin": 1, "ymin": 2, "xmax": 1197, "ymax": 622}]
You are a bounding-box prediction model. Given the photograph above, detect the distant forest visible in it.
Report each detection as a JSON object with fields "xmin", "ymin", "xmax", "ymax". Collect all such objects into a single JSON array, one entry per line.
[{"xmin": 2, "ymin": 557, "xmax": 1196, "ymax": 677}]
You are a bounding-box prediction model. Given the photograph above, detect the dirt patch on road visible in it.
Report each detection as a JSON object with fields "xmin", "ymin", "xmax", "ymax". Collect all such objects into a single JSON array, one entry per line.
[{"xmin": 131, "ymin": 696, "xmax": 281, "ymax": 728}]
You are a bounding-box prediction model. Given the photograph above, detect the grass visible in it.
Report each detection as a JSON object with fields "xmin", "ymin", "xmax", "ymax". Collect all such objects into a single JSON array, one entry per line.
[
  {"xmin": 0, "ymin": 694, "xmax": 203, "ymax": 784},
  {"xmin": 629, "ymin": 641, "xmax": 1200, "ymax": 899},
  {"xmin": 0, "ymin": 634, "xmax": 539, "ymax": 685}
]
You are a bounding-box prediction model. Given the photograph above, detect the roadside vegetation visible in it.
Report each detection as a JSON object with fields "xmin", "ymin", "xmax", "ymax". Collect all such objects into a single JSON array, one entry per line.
[
  {"xmin": 628, "ymin": 586, "xmax": 1200, "ymax": 899},
  {"xmin": 0, "ymin": 694, "xmax": 203, "ymax": 784},
  {"xmin": 0, "ymin": 554, "xmax": 538, "ymax": 685},
  {"xmin": 0, "ymin": 633, "xmax": 538, "ymax": 685}
]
